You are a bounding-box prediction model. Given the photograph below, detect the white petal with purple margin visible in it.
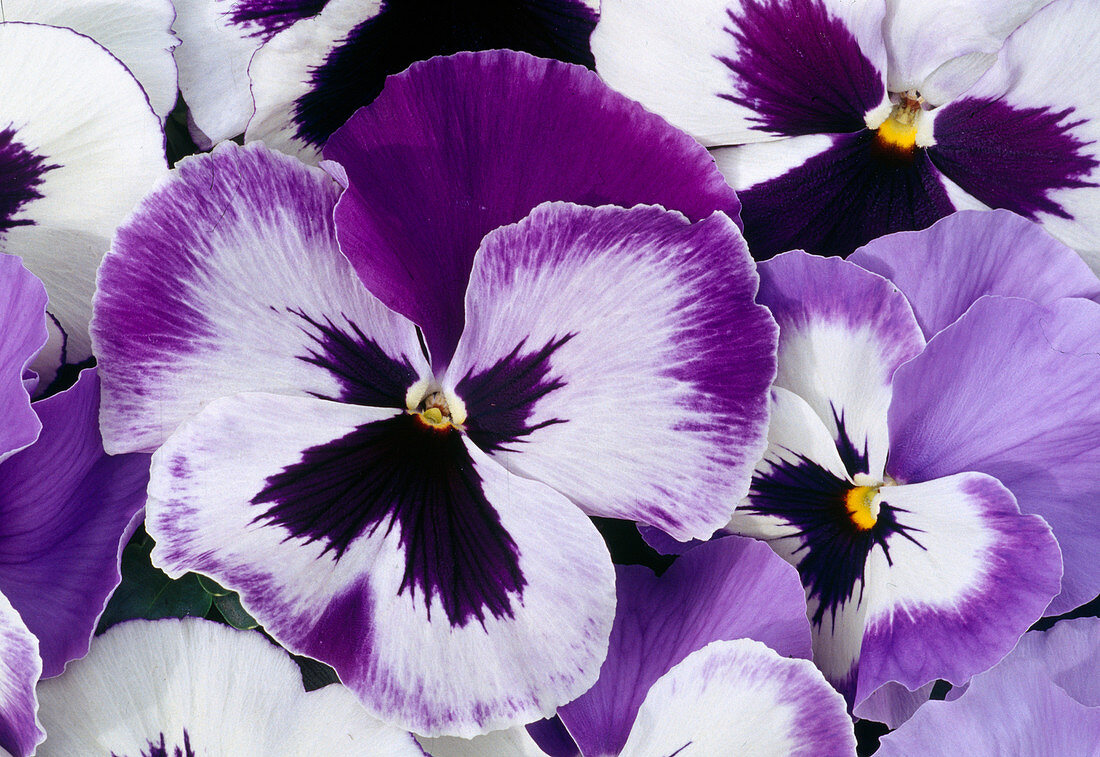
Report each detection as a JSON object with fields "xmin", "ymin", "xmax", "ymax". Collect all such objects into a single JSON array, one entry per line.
[
  {"xmin": 92, "ymin": 142, "xmax": 429, "ymax": 454},
  {"xmin": 148, "ymin": 392, "xmax": 615, "ymax": 737},
  {"xmin": 35, "ymin": 618, "xmax": 421, "ymax": 756},
  {"xmin": 444, "ymin": 202, "xmax": 776, "ymax": 542},
  {"xmin": 0, "ymin": 591, "xmax": 41, "ymax": 757},
  {"xmin": 618, "ymin": 639, "xmax": 856, "ymax": 757},
  {"xmin": 0, "ymin": 256, "xmax": 47, "ymax": 464},
  {"xmin": 0, "ymin": 22, "xmax": 165, "ymax": 361}
]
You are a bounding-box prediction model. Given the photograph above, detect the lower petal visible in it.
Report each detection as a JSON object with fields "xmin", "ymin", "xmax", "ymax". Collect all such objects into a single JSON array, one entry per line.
[{"xmin": 0, "ymin": 592, "xmax": 41, "ymax": 757}]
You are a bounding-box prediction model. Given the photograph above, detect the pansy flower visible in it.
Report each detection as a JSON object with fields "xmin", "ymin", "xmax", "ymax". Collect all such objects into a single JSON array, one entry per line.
[
  {"xmin": 35, "ymin": 618, "xmax": 423, "ymax": 755},
  {"xmin": 877, "ymin": 618, "xmax": 1100, "ymax": 754},
  {"xmin": 174, "ymin": 0, "xmax": 600, "ymax": 158},
  {"xmin": 92, "ymin": 52, "xmax": 777, "ymax": 736},
  {"xmin": 706, "ymin": 209, "xmax": 1100, "ymax": 716},
  {"xmin": 424, "ymin": 537, "xmax": 856, "ymax": 756},
  {"xmin": 0, "ymin": 257, "xmax": 150, "ymax": 757},
  {"xmin": 0, "ymin": 22, "xmax": 166, "ymax": 361},
  {"xmin": 593, "ymin": 0, "xmax": 1100, "ymax": 264}
]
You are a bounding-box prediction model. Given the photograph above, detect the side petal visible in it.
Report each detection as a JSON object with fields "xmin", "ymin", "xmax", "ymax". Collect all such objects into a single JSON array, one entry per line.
[
  {"xmin": 618, "ymin": 639, "xmax": 856, "ymax": 757},
  {"xmin": 0, "ymin": 22, "xmax": 166, "ymax": 360},
  {"xmin": 849, "ymin": 209, "xmax": 1100, "ymax": 339},
  {"xmin": 420, "ymin": 728, "xmax": 550, "ymax": 757},
  {"xmin": 557, "ymin": 536, "xmax": 810, "ymax": 757},
  {"xmin": 926, "ymin": 0, "xmax": 1100, "ymax": 269},
  {"xmin": 91, "ymin": 141, "xmax": 428, "ymax": 455},
  {"xmin": 0, "ymin": 592, "xmax": 42, "ymax": 757},
  {"xmin": 1004, "ymin": 618, "xmax": 1100, "ymax": 706},
  {"xmin": 444, "ymin": 203, "xmax": 776, "ymax": 541},
  {"xmin": 247, "ymin": 0, "xmax": 600, "ymax": 161},
  {"xmin": 35, "ymin": 618, "xmax": 422, "ymax": 755},
  {"xmin": 0, "ymin": 256, "xmax": 47, "ymax": 463},
  {"xmin": 147, "ymin": 393, "xmax": 615, "ymax": 737},
  {"xmin": 325, "ymin": 49, "xmax": 741, "ymax": 368},
  {"xmin": 888, "ymin": 297, "xmax": 1100, "ymax": 614},
  {"xmin": 0, "ymin": 369, "xmax": 148, "ymax": 678},
  {"xmin": 593, "ymin": 0, "xmax": 887, "ymax": 145},
  {"xmin": 757, "ymin": 252, "xmax": 925, "ymax": 481}
]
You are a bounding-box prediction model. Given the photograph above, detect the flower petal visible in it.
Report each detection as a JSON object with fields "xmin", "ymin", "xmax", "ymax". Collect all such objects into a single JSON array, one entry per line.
[
  {"xmin": 0, "ymin": 592, "xmax": 42, "ymax": 757},
  {"xmin": 617, "ymin": 639, "xmax": 856, "ymax": 757},
  {"xmin": 420, "ymin": 727, "xmax": 551, "ymax": 757},
  {"xmin": 247, "ymin": 0, "xmax": 600, "ymax": 161},
  {"xmin": 444, "ymin": 203, "xmax": 775, "ymax": 540},
  {"xmin": 0, "ymin": 22, "xmax": 165, "ymax": 360},
  {"xmin": 147, "ymin": 392, "xmax": 615, "ymax": 736},
  {"xmin": 887, "ymin": 296, "xmax": 1100, "ymax": 614},
  {"xmin": 557, "ymin": 536, "xmax": 810, "ymax": 756},
  {"xmin": 1006, "ymin": 618, "xmax": 1100, "ymax": 706},
  {"xmin": 849, "ymin": 209, "xmax": 1100, "ymax": 339},
  {"xmin": 35, "ymin": 618, "xmax": 422, "ymax": 755},
  {"xmin": 92, "ymin": 142, "xmax": 428, "ymax": 455},
  {"xmin": 0, "ymin": 256, "xmax": 47, "ymax": 463},
  {"xmin": 593, "ymin": 0, "xmax": 887, "ymax": 145},
  {"xmin": 325, "ymin": 50, "xmax": 741, "ymax": 367}
]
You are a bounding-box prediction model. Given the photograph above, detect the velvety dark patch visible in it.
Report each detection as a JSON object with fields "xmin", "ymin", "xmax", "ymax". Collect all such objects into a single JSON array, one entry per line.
[
  {"xmin": 830, "ymin": 403, "xmax": 869, "ymax": 477},
  {"xmin": 738, "ymin": 130, "xmax": 955, "ymax": 259},
  {"xmin": 930, "ymin": 97, "xmax": 1099, "ymax": 220},
  {"xmin": 455, "ymin": 334, "xmax": 573, "ymax": 453},
  {"xmin": 229, "ymin": 0, "xmax": 330, "ymax": 39},
  {"xmin": 745, "ymin": 451, "xmax": 924, "ymax": 626},
  {"xmin": 252, "ymin": 413, "xmax": 525, "ymax": 627},
  {"xmin": 114, "ymin": 730, "xmax": 196, "ymax": 757},
  {"xmin": 0, "ymin": 125, "xmax": 59, "ymax": 233},
  {"xmin": 718, "ymin": 0, "xmax": 884, "ymax": 137},
  {"xmin": 291, "ymin": 308, "xmax": 419, "ymax": 408},
  {"xmin": 527, "ymin": 716, "xmax": 582, "ymax": 757},
  {"xmin": 293, "ymin": 0, "xmax": 599, "ymax": 146}
]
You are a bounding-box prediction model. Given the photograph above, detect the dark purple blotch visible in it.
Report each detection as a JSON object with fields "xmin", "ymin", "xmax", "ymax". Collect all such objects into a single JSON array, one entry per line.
[
  {"xmin": 738, "ymin": 131, "xmax": 955, "ymax": 259},
  {"xmin": 456, "ymin": 334, "xmax": 573, "ymax": 454},
  {"xmin": 718, "ymin": 0, "xmax": 884, "ymax": 137},
  {"xmin": 252, "ymin": 413, "xmax": 525, "ymax": 627},
  {"xmin": 0, "ymin": 125, "xmax": 59, "ymax": 233},
  {"xmin": 831, "ymin": 403, "xmax": 869, "ymax": 477},
  {"xmin": 745, "ymin": 451, "xmax": 924, "ymax": 627},
  {"xmin": 290, "ymin": 308, "xmax": 419, "ymax": 409},
  {"xmin": 293, "ymin": 0, "xmax": 599, "ymax": 147},
  {"xmin": 114, "ymin": 730, "xmax": 196, "ymax": 757},
  {"xmin": 930, "ymin": 97, "xmax": 1099, "ymax": 221},
  {"xmin": 229, "ymin": 0, "xmax": 330, "ymax": 39}
]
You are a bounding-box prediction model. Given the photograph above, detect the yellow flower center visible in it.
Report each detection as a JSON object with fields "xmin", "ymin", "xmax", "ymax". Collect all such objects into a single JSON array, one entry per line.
[
  {"xmin": 873, "ymin": 92, "xmax": 924, "ymax": 154},
  {"xmin": 844, "ymin": 484, "xmax": 879, "ymax": 531},
  {"xmin": 405, "ymin": 380, "xmax": 467, "ymax": 431}
]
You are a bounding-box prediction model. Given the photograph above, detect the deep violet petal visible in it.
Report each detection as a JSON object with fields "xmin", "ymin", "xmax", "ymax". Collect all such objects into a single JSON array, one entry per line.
[{"xmin": 229, "ymin": 0, "xmax": 330, "ymax": 39}]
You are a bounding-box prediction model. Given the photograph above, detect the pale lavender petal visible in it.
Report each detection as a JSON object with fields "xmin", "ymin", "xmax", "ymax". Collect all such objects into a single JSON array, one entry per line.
[
  {"xmin": 888, "ymin": 297, "xmax": 1100, "ymax": 614},
  {"xmin": 994, "ymin": 618, "xmax": 1100, "ymax": 706},
  {"xmin": 852, "ymin": 681, "xmax": 935, "ymax": 729},
  {"xmin": 445, "ymin": 203, "xmax": 775, "ymax": 540},
  {"xmin": 326, "ymin": 50, "xmax": 741, "ymax": 368},
  {"xmin": 0, "ymin": 591, "xmax": 42, "ymax": 757},
  {"xmin": 0, "ymin": 256, "xmax": 47, "ymax": 463}
]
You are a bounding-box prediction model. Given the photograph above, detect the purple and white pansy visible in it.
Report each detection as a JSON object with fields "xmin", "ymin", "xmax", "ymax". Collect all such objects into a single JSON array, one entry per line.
[
  {"xmin": 91, "ymin": 51, "xmax": 778, "ymax": 736},
  {"xmin": 174, "ymin": 0, "xmax": 601, "ymax": 158},
  {"xmin": 34, "ymin": 618, "xmax": 423, "ymax": 755},
  {"xmin": 593, "ymin": 0, "xmax": 1100, "ymax": 266},
  {"xmin": 0, "ymin": 21, "xmax": 166, "ymax": 362},
  {"xmin": 706, "ymin": 209, "xmax": 1100, "ymax": 715}
]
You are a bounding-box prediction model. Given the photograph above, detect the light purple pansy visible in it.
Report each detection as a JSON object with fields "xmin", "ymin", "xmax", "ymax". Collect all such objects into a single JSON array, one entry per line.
[
  {"xmin": 694, "ymin": 210, "xmax": 1100, "ymax": 716},
  {"xmin": 91, "ymin": 51, "xmax": 776, "ymax": 737},
  {"xmin": 174, "ymin": 0, "xmax": 600, "ymax": 159},
  {"xmin": 0, "ymin": 256, "xmax": 150, "ymax": 757},
  {"xmin": 424, "ymin": 537, "xmax": 856, "ymax": 757},
  {"xmin": 593, "ymin": 0, "xmax": 1100, "ymax": 267},
  {"xmin": 877, "ymin": 618, "xmax": 1100, "ymax": 755}
]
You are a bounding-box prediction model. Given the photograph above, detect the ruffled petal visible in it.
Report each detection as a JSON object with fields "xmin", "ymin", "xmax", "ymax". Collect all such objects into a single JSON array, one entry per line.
[
  {"xmin": 147, "ymin": 392, "xmax": 615, "ymax": 736},
  {"xmin": 0, "ymin": 256, "xmax": 47, "ymax": 463},
  {"xmin": 888, "ymin": 296, "xmax": 1100, "ymax": 614},
  {"xmin": 0, "ymin": 592, "xmax": 41, "ymax": 757},
  {"xmin": 35, "ymin": 618, "xmax": 422, "ymax": 755},
  {"xmin": 92, "ymin": 142, "xmax": 428, "ymax": 455},
  {"xmin": 849, "ymin": 209, "xmax": 1100, "ymax": 338},
  {"xmin": 593, "ymin": 0, "xmax": 887, "ymax": 145},
  {"xmin": 444, "ymin": 203, "xmax": 775, "ymax": 540},
  {"xmin": 325, "ymin": 50, "xmax": 741, "ymax": 367}
]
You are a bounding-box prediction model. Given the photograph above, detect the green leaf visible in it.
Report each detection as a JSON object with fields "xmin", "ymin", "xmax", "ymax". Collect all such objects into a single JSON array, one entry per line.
[{"xmin": 212, "ymin": 592, "xmax": 259, "ymax": 630}]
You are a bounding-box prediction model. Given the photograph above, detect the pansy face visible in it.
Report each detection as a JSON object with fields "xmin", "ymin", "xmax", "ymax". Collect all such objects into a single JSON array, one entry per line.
[{"xmin": 593, "ymin": 0, "xmax": 1100, "ymax": 266}]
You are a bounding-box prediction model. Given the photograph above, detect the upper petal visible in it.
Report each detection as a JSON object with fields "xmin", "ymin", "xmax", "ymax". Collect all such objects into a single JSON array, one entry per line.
[
  {"xmin": 92, "ymin": 141, "xmax": 428, "ymax": 454},
  {"xmin": 445, "ymin": 203, "xmax": 777, "ymax": 541},
  {"xmin": 0, "ymin": 256, "xmax": 47, "ymax": 463},
  {"xmin": 325, "ymin": 50, "xmax": 741, "ymax": 368}
]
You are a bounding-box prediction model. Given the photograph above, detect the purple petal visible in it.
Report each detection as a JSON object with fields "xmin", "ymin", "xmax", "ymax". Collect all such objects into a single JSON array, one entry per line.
[
  {"xmin": 0, "ymin": 255, "xmax": 47, "ymax": 462},
  {"xmin": 147, "ymin": 392, "xmax": 615, "ymax": 736},
  {"xmin": 444, "ymin": 203, "xmax": 776, "ymax": 540},
  {"xmin": 92, "ymin": 142, "xmax": 429, "ymax": 454},
  {"xmin": 887, "ymin": 296, "xmax": 1100, "ymax": 614},
  {"xmin": 0, "ymin": 368, "xmax": 148, "ymax": 677},
  {"xmin": 1006, "ymin": 618, "xmax": 1100, "ymax": 706},
  {"xmin": 558, "ymin": 536, "xmax": 810, "ymax": 756},
  {"xmin": 849, "ymin": 210, "xmax": 1100, "ymax": 339},
  {"xmin": 229, "ymin": 0, "xmax": 330, "ymax": 39},
  {"xmin": 0, "ymin": 592, "xmax": 42, "ymax": 757},
  {"xmin": 325, "ymin": 49, "xmax": 741, "ymax": 368}
]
